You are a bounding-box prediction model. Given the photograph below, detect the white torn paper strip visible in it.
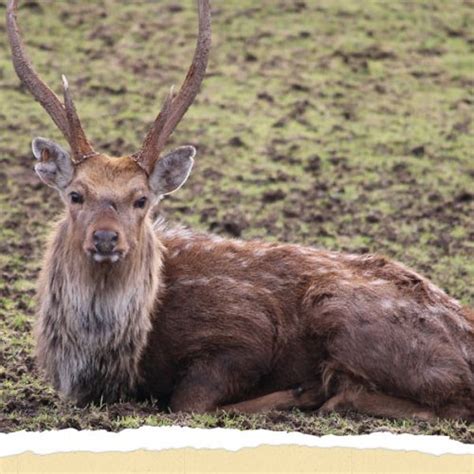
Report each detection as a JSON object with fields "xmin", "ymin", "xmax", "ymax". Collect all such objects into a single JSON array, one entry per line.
[{"xmin": 0, "ymin": 427, "xmax": 472, "ymax": 457}]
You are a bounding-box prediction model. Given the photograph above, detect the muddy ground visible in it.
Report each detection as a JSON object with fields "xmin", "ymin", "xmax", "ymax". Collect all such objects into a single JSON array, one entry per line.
[{"xmin": 0, "ymin": 0, "xmax": 473, "ymax": 442}]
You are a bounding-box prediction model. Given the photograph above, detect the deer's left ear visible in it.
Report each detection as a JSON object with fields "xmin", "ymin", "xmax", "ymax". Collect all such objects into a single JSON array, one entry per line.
[{"xmin": 149, "ymin": 146, "xmax": 195, "ymax": 196}]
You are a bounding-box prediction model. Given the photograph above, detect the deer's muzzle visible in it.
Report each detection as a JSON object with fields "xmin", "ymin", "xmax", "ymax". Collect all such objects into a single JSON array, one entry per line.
[{"xmin": 89, "ymin": 229, "xmax": 123, "ymax": 263}]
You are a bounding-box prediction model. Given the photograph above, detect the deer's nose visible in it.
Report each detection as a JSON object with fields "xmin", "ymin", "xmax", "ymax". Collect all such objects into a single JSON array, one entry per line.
[{"xmin": 93, "ymin": 230, "xmax": 118, "ymax": 254}]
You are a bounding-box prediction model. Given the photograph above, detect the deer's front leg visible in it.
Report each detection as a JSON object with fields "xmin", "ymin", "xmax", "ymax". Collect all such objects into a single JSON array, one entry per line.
[
  {"xmin": 220, "ymin": 383, "xmax": 327, "ymax": 413},
  {"xmin": 169, "ymin": 354, "xmax": 263, "ymax": 413}
]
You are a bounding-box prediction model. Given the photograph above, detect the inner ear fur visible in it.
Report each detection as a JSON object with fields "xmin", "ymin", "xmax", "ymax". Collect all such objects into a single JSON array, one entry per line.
[{"xmin": 32, "ymin": 137, "xmax": 74, "ymax": 189}]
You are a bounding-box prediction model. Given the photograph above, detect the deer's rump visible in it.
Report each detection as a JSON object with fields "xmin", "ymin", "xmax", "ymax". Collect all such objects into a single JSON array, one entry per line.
[{"xmin": 304, "ymin": 277, "xmax": 474, "ymax": 412}]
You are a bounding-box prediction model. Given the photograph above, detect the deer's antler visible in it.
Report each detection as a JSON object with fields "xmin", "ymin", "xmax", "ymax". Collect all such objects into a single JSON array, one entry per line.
[
  {"xmin": 133, "ymin": 0, "xmax": 211, "ymax": 173},
  {"xmin": 6, "ymin": 0, "xmax": 211, "ymax": 170},
  {"xmin": 6, "ymin": 0, "xmax": 96, "ymax": 162}
]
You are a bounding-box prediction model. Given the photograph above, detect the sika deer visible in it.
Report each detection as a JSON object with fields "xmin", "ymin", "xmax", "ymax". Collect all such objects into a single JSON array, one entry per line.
[{"xmin": 6, "ymin": 0, "xmax": 474, "ymax": 421}]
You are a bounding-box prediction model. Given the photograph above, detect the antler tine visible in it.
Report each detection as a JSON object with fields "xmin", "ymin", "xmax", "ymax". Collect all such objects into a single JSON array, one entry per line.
[
  {"xmin": 62, "ymin": 75, "xmax": 97, "ymax": 161},
  {"xmin": 6, "ymin": 0, "xmax": 95, "ymax": 162},
  {"xmin": 135, "ymin": 0, "xmax": 211, "ymax": 173}
]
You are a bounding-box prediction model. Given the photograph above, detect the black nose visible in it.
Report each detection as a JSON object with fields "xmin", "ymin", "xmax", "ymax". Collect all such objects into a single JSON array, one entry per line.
[{"xmin": 93, "ymin": 230, "xmax": 118, "ymax": 254}]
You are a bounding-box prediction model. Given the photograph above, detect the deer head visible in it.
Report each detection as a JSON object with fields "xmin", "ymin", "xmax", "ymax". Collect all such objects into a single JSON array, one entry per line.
[{"xmin": 6, "ymin": 0, "xmax": 211, "ymax": 264}]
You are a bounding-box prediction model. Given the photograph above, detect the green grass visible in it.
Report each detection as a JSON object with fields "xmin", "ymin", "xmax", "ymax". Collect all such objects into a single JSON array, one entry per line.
[{"xmin": 0, "ymin": 0, "xmax": 473, "ymax": 441}]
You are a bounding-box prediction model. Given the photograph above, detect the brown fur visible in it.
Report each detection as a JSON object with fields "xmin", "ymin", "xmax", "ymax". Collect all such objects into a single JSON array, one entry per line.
[{"xmin": 35, "ymin": 155, "xmax": 474, "ymax": 420}]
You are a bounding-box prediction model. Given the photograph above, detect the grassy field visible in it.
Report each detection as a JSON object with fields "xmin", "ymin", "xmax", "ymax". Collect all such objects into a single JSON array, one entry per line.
[{"xmin": 0, "ymin": 0, "xmax": 473, "ymax": 442}]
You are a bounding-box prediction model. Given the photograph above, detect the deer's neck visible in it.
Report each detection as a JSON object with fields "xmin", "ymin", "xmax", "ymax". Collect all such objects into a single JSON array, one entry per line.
[{"xmin": 35, "ymin": 217, "xmax": 163, "ymax": 404}]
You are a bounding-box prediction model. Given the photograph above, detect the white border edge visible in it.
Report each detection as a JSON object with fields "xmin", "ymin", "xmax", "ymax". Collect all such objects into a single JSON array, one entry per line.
[{"xmin": 0, "ymin": 427, "xmax": 473, "ymax": 457}]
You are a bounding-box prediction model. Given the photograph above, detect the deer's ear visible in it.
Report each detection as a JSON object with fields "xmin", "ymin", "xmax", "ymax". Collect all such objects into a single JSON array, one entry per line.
[
  {"xmin": 32, "ymin": 137, "xmax": 74, "ymax": 189},
  {"xmin": 149, "ymin": 146, "xmax": 195, "ymax": 196}
]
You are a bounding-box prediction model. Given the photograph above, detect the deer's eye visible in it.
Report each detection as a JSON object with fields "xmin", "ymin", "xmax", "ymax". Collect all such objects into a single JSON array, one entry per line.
[
  {"xmin": 133, "ymin": 197, "xmax": 147, "ymax": 209},
  {"xmin": 69, "ymin": 192, "xmax": 84, "ymax": 204}
]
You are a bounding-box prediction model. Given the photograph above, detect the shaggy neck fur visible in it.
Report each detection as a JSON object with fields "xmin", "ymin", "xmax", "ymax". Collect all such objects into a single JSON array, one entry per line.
[{"xmin": 35, "ymin": 216, "xmax": 163, "ymax": 405}]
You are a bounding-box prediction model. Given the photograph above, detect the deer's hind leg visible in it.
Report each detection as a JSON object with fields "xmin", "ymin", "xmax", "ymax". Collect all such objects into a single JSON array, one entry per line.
[
  {"xmin": 319, "ymin": 387, "xmax": 435, "ymax": 421},
  {"xmin": 305, "ymin": 285, "xmax": 473, "ymax": 419}
]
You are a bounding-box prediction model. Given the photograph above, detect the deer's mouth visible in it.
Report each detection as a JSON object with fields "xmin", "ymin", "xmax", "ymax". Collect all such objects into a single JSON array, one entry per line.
[{"xmin": 90, "ymin": 250, "xmax": 124, "ymax": 264}]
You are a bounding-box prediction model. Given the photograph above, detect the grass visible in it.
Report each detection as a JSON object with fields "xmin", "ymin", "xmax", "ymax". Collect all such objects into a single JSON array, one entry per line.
[{"xmin": 0, "ymin": 0, "xmax": 473, "ymax": 442}]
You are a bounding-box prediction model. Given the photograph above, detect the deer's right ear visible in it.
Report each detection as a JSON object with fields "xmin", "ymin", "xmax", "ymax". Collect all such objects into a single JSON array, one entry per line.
[
  {"xmin": 32, "ymin": 137, "xmax": 74, "ymax": 189},
  {"xmin": 148, "ymin": 146, "xmax": 195, "ymax": 196}
]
